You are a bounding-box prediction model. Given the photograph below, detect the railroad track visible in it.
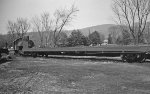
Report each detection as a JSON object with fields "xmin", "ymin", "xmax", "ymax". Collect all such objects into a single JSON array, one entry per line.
[{"xmin": 22, "ymin": 55, "xmax": 150, "ymax": 63}]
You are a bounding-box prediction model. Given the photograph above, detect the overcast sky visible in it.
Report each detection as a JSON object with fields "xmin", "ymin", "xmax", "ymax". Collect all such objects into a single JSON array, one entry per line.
[{"xmin": 0, "ymin": 0, "xmax": 113, "ymax": 34}]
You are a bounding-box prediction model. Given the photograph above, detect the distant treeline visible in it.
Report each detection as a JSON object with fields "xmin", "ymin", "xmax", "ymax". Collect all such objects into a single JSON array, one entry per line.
[
  {"xmin": 1, "ymin": 24, "xmax": 150, "ymax": 48},
  {"xmin": 0, "ymin": 29, "xmax": 105, "ymax": 48}
]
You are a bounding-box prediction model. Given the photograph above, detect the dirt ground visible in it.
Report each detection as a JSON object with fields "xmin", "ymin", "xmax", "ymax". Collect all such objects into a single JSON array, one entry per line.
[{"xmin": 0, "ymin": 56, "xmax": 150, "ymax": 94}]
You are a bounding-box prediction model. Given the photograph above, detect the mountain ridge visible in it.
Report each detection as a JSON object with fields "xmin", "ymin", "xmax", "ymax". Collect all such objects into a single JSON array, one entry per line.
[{"xmin": 65, "ymin": 24, "xmax": 115, "ymax": 37}]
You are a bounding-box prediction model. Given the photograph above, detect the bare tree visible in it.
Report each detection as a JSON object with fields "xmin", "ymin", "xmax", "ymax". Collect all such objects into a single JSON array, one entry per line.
[
  {"xmin": 108, "ymin": 26, "xmax": 120, "ymax": 44},
  {"xmin": 32, "ymin": 13, "xmax": 52, "ymax": 47},
  {"xmin": 41, "ymin": 13, "xmax": 52, "ymax": 46},
  {"xmin": 112, "ymin": 0, "xmax": 150, "ymax": 44},
  {"xmin": 15, "ymin": 18, "xmax": 30, "ymax": 38},
  {"xmin": 144, "ymin": 24, "xmax": 150, "ymax": 44},
  {"xmin": 7, "ymin": 21, "xmax": 17, "ymax": 43},
  {"xmin": 32, "ymin": 16, "xmax": 44, "ymax": 47},
  {"xmin": 52, "ymin": 4, "xmax": 79, "ymax": 47},
  {"xmin": 56, "ymin": 32, "xmax": 68, "ymax": 47},
  {"xmin": 7, "ymin": 18, "xmax": 30, "ymax": 47}
]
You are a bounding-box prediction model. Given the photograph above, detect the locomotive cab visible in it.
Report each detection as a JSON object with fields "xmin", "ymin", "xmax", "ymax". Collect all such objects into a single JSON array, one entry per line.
[{"xmin": 13, "ymin": 36, "xmax": 34, "ymax": 54}]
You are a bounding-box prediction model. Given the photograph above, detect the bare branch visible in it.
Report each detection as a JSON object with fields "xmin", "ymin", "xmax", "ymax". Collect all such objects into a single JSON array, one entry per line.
[
  {"xmin": 112, "ymin": 0, "xmax": 150, "ymax": 44},
  {"xmin": 52, "ymin": 4, "xmax": 79, "ymax": 47}
]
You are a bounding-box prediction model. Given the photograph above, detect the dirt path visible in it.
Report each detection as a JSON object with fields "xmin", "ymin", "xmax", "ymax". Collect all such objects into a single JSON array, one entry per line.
[{"xmin": 0, "ymin": 57, "xmax": 150, "ymax": 94}]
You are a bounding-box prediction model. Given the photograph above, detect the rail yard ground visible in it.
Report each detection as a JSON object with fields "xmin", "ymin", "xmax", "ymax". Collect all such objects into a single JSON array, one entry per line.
[{"xmin": 0, "ymin": 56, "xmax": 150, "ymax": 94}]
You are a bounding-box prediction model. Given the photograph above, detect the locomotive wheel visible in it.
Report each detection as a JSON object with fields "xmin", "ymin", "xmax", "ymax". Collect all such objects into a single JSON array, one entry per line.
[
  {"xmin": 121, "ymin": 54, "xmax": 127, "ymax": 62},
  {"xmin": 122, "ymin": 54, "xmax": 137, "ymax": 63},
  {"xmin": 32, "ymin": 53, "xmax": 37, "ymax": 58},
  {"xmin": 136, "ymin": 54, "xmax": 146, "ymax": 63},
  {"xmin": 41, "ymin": 54, "xmax": 44, "ymax": 57},
  {"xmin": 45, "ymin": 54, "xmax": 48, "ymax": 57},
  {"xmin": 122, "ymin": 53, "xmax": 146, "ymax": 63}
]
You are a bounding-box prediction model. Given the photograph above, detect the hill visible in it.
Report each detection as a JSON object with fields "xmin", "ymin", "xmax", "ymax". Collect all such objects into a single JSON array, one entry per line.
[{"xmin": 65, "ymin": 24, "xmax": 115, "ymax": 37}]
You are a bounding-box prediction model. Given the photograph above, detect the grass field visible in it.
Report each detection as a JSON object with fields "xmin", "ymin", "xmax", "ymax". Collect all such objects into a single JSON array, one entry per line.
[{"xmin": 0, "ymin": 56, "xmax": 150, "ymax": 94}]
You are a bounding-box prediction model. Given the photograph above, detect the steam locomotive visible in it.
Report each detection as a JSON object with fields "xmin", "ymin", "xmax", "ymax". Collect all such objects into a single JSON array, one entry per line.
[
  {"xmin": 12, "ymin": 36, "xmax": 150, "ymax": 63},
  {"xmin": 21, "ymin": 45, "xmax": 150, "ymax": 63}
]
